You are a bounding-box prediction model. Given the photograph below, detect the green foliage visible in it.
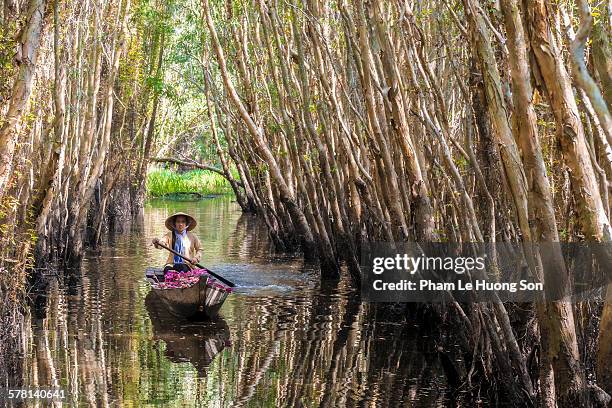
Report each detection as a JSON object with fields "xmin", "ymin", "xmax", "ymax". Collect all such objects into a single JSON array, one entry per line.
[
  {"xmin": 0, "ymin": 22, "xmax": 17, "ymax": 100},
  {"xmin": 146, "ymin": 169, "xmax": 232, "ymax": 197},
  {"xmin": 133, "ymin": 0, "xmax": 175, "ymax": 35},
  {"xmin": 118, "ymin": 39, "xmax": 145, "ymax": 96},
  {"xmin": 145, "ymin": 75, "xmax": 164, "ymax": 94},
  {"xmin": 455, "ymin": 155, "xmax": 468, "ymax": 171},
  {"xmin": 414, "ymin": 6, "xmax": 434, "ymax": 23},
  {"xmin": 0, "ymin": 192, "xmax": 38, "ymax": 300}
]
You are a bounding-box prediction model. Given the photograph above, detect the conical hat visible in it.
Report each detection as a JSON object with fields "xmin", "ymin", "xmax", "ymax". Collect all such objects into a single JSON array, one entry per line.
[{"xmin": 165, "ymin": 212, "xmax": 197, "ymax": 231}]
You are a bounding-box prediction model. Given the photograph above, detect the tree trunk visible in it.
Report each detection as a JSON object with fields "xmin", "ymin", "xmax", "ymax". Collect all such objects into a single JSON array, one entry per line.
[
  {"xmin": 0, "ymin": 0, "xmax": 46, "ymax": 204},
  {"xmin": 202, "ymin": 0, "xmax": 320, "ymax": 265}
]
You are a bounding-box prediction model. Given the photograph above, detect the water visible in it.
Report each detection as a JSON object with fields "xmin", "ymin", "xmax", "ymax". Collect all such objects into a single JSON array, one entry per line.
[{"xmin": 22, "ymin": 196, "xmax": 450, "ymax": 407}]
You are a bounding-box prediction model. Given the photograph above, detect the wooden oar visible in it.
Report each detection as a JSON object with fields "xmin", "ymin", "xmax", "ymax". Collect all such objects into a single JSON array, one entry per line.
[{"xmin": 154, "ymin": 240, "xmax": 235, "ymax": 287}]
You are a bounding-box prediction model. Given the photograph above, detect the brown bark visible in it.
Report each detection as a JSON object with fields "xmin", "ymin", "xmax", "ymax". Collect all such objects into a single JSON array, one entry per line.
[
  {"xmin": 0, "ymin": 0, "xmax": 46, "ymax": 204},
  {"xmin": 463, "ymin": 0, "xmax": 531, "ymax": 241},
  {"xmin": 136, "ymin": 28, "xmax": 166, "ymax": 205},
  {"xmin": 526, "ymin": 0, "xmax": 612, "ymax": 242},
  {"xmin": 591, "ymin": 7, "xmax": 612, "ymax": 110},
  {"xmin": 202, "ymin": 81, "xmax": 249, "ymax": 210},
  {"xmin": 598, "ymin": 285, "xmax": 612, "ymax": 393},
  {"xmin": 370, "ymin": 1, "xmax": 438, "ymax": 242},
  {"xmin": 202, "ymin": 0, "xmax": 320, "ymax": 265},
  {"xmin": 569, "ymin": 0, "xmax": 612, "ymax": 150},
  {"xmin": 464, "ymin": 1, "xmax": 584, "ymax": 404},
  {"xmin": 34, "ymin": 0, "xmax": 66, "ymax": 249},
  {"xmin": 499, "ymin": 2, "xmax": 586, "ymax": 406},
  {"xmin": 524, "ymin": 1, "xmax": 612, "ymax": 405},
  {"xmin": 353, "ymin": 0, "xmax": 410, "ymax": 241}
]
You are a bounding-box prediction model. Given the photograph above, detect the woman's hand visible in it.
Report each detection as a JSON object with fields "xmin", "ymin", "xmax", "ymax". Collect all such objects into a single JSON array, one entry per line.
[{"xmin": 152, "ymin": 238, "xmax": 161, "ymax": 249}]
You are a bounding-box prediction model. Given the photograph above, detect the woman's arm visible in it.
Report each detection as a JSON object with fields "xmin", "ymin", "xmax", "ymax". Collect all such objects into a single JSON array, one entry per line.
[
  {"xmin": 152, "ymin": 232, "xmax": 170, "ymax": 248},
  {"xmin": 191, "ymin": 234, "xmax": 203, "ymax": 264}
]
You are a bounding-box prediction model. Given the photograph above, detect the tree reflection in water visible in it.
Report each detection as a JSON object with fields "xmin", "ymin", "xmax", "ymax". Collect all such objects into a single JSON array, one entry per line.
[
  {"xmin": 22, "ymin": 197, "xmax": 450, "ymax": 407},
  {"xmin": 145, "ymin": 292, "xmax": 230, "ymax": 377}
]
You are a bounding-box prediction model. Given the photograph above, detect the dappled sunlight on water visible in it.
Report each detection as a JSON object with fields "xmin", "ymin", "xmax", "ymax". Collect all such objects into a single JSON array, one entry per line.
[{"xmin": 22, "ymin": 196, "xmax": 450, "ymax": 407}]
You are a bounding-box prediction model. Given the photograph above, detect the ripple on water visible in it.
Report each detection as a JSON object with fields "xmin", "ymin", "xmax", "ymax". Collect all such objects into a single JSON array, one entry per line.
[{"xmin": 22, "ymin": 196, "xmax": 451, "ymax": 407}]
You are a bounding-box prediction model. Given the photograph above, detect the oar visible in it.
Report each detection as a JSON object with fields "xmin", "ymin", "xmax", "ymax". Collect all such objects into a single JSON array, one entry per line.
[{"xmin": 155, "ymin": 240, "xmax": 235, "ymax": 287}]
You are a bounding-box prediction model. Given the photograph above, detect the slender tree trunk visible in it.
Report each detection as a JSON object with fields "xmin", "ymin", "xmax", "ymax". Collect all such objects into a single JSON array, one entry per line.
[
  {"xmin": 0, "ymin": 0, "xmax": 46, "ymax": 204},
  {"xmin": 526, "ymin": 0, "xmax": 612, "ymax": 242},
  {"xmin": 34, "ymin": 0, "xmax": 66, "ymax": 257},
  {"xmin": 464, "ymin": 1, "xmax": 585, "ymax": 404},
  {"xmin": 136, "ymin": 28, "xmax": 165, "ymax": 206},
  {"xmin": 591, "ymin": 3, "xmax": 612, "ymax": 110},
  {"xmin": 68, "ymin": 0, "xmax": 129, "ymax": 260},
  {"xmin": 598, "ymin": 285, "xmax": 612, "ymax": 392},
  {"xmin": 202, "ymin": 0, "xmax": 321, "ymax": 265},
  {"xmin": 569, "ymin": 0, "xmax": 612, "ymax": 148},
  {"xmin": 500, "ymin": 2, "xmax": 585, "ymax": 405}
]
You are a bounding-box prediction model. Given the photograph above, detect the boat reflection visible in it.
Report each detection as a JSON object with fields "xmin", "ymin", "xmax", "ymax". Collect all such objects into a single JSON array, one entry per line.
[
  {"xmin": 19, "ymin": 197, "xmax": 452, "ymax": 407},
  {"xmin": 145, "ymin": 292, "xmax": 231, "ymax": 376}
]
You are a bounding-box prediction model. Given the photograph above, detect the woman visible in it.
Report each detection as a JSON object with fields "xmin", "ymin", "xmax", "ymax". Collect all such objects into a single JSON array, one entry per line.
[{"xmin": 152, "ymin": 212, "xmax": 203, "ymax": 274}]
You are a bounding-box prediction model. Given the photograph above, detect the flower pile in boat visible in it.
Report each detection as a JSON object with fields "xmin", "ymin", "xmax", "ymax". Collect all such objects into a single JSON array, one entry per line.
[{"xmin": 154, "ymin": 268, "xmax": 209, "ymax": 289}]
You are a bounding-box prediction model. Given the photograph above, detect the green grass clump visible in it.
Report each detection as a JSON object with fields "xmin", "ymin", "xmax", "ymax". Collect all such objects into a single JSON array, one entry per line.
[{"xmin": 146, "ymin": 169, "xmax": 233, "ymax": 197}]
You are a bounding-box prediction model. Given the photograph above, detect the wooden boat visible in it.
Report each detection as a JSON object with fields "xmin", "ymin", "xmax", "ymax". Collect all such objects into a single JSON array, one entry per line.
[
  {"xmin": 145, "ymin": 292, "xmax": 231, "ymax": 376},
  {"xmin": 145, "ymin": 267, "xmax": 232, "ymax": 320}
]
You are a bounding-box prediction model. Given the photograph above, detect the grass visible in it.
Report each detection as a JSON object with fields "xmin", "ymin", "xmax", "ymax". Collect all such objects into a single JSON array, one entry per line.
[{"xmin": 146, "ymin": 169, "xmax": 233, "ymax": 197}]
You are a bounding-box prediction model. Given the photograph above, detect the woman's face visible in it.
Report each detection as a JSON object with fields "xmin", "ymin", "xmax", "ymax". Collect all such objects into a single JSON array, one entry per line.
[{"xmin": 174, "ymin": 216, "xmax": 188, "ymax": 233}]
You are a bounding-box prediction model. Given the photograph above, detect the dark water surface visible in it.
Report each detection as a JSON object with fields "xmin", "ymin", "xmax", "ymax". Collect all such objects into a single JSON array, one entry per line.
[{"xmin": 23, "ymin": 196, "xmax": 449, "ymax": 407}]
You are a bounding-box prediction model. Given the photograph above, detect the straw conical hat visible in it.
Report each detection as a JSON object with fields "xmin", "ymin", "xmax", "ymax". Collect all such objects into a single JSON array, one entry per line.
[{"xmin": 165, "ymin": 212, "xmax": 197, "ymax": 231}]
